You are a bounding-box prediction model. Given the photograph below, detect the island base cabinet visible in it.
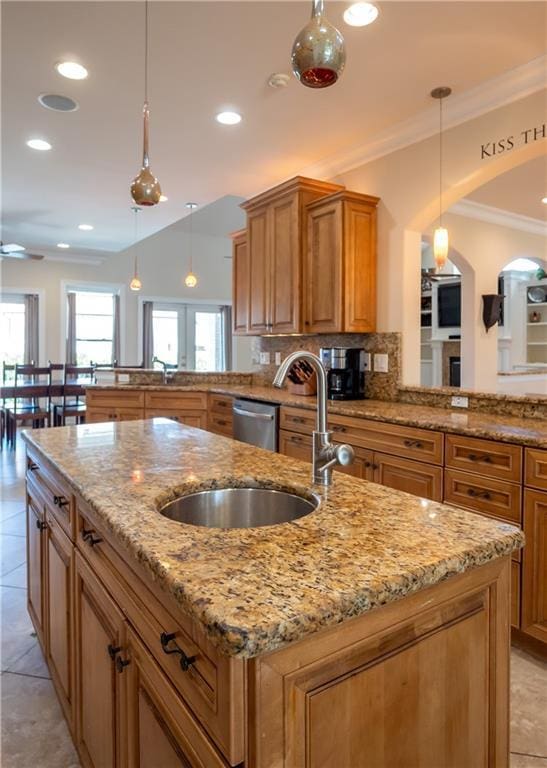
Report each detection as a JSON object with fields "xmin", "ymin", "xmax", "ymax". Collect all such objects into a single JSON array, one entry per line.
[
  {"xmin": 26, "ymin": 488, "xmax": 46, "ymax": 648},
  {"xmin": 522, "ymin": 489, "xmax": 547, "ymax": 645},
  {"xmin": 247, "ymin": 557, "xmax": 510, "ymax": 767}
]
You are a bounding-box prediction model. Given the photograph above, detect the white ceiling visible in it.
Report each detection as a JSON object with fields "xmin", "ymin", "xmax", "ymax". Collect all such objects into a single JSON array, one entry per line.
[
  {"xmin": 2, "ymin": 1, "xmax": 545, "ymax": 259},
  {"xmin": 466, "ymin": 155, "xmax": 547, "ymax": 221}
]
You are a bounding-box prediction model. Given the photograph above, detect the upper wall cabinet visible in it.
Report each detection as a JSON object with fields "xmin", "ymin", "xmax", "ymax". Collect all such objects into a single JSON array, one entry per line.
[
  {"xmin": 233, "ymin": 177, "xmax": 379, "ymax": 336},
  {"xmin": 305, "ymin": 190, "xmax": 379, "ymax": 334}
]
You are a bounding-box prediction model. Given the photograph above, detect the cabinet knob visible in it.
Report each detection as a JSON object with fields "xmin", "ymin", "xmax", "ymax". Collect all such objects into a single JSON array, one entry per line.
[
  {"xmin": 107, "ymin": 644, "xmax": 121, "ymax": 660},
  {"xmin": 159, "ymin": 632, "xmax": 196, "ymax": 672},
  {"xmin": 36, "ymin": 519, "xmax": 47, "ymax": 531},
  {"xmin": 29, "ymin": 462, "xmax": 39, "ymax": 471},
  {"xmin": 53, "ymin": 495, "xmax": 69, "ymax": 508},
  {"xmin": 115, "ymin": 656, "xmax": 131, "ymax": 673}
]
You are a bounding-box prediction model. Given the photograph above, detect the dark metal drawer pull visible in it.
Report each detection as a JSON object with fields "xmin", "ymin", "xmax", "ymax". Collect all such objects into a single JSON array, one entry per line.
[
  {"xmin": 29, "ymin": 463, "xmax": 39, "ymax": 471},
  {"xmin": 81, "ymin": 528, "xmax": 103, "ymax": 546},
  {"xmin": 467, "ymin": 453, "xmax": 493, "ymax": 463},
  {"xmin": 115, "ymin": 656, "xmax": 130, "ymax": 673},
  {"xmin": 333, "ymin": 425, "xmax": 347, "ymax": 433},
  {"xmin": 53, "ymin": 495, "xmax": 69, "ymax": 508},
  {"xmin": 36, "ymin": 519, "xmax": 47, "ymax": 531},
  {"xmin": 217, "ymin": 419, "xmax": 227, "ymax": 426},
  {"xmin": 107, "ymin": 644, "xmax": 121, "ymax": 660},
  {"xmin": 403, "ymin": 439, "xmax": 423, "ymax": 449},
  {"xmin": 160, "ymin": 632, "xmax": 196, "ymax": 672},
  {"xmin": 467, "ymin": 488, "xmax": 491, "ymax": 500}
]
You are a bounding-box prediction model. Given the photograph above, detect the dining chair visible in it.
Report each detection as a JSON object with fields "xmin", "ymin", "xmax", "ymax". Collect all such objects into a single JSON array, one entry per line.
[
  {"xmin": 1, "ymin": 362, "xmax": 16, "ymax": 446},
  {"xmin": 53, "ymin": 364, "xmax": 95, "ymax": 426},
  {"xmin": 5, "ymin": 364, "xmax": 51, "ymax": 448},
  {"xmin": 48, "ymin": 362, "xmax": 65, "ymax": 425}
]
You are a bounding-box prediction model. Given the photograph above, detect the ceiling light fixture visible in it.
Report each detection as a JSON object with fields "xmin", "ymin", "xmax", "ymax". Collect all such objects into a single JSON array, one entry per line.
[
  {"xmin": 159, "ymin": 195, "xmax": 168, "ymax": 202},
  {"xmin": 129, "ymin": 206, "xmax": 143, "ymax": 291},
  {"xmin": 26, "ymin": 138, "xmax": 52, "ymax": 151},
  {"xmin": 291, "ymin": 0, "xmax": 346, "ymax": 88},
  {"xmin": 215, "ymin": 111, "xmax": 242, "ymax": 125},
  {"xmin": 343, "ymin": 2, "xmax": 379, "ymax": 26},
  {"xmin": 38, "ymin": 93, "xmax": 79, "ymax": 112},
  {"xmin": 57, "ymin": 243, "xmax": 70, "ymax": 249},
  {"xmin": 130, "ymin": 0, "xmax": 162, "ymax": 206},
  {"xmin": 431, "ymin": 86, "xmax": 452, "ymax": 272},
  {"xmin": 184, "ymin": 203, "xmax": 198, "ymax": 288},
  {"xmin": 542, "ymin": 197, "xmax": 547, "ymax": 204},
  {"xmin": 78, "ymin": 224, "xmax": 94, "ymax": 231},
  {"xmin": 55, "ymin": 61, "xmax": 88, "ymax": 80}
]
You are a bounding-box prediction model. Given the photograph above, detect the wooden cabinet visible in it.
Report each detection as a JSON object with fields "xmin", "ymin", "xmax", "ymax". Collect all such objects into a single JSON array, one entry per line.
[
  {"xmin": 444, "ymin": 469, "xmax": 521, "ymax": 525},
  {"xmin": 525, "ymin": 447, "xmax": 547, "ymax": 491},
  {"xmin": 522, "ymin": 489, "xmax": 547, "ymax": 644},
  {"xmin": 240, "ymin": 176, "xmax": 342, "ymax": 335},
  {"xmin": 231, "ymin": 229, "xmax": 249, "ymax": 334},
  {"xmin": 374, "ymin": 452, "xmax": 443, "ymax": 501},
  {"xmin": 86, "ymin": 389, "xmax": 209, "ymax": 428},
  {"xmin": 305, "ymin": 190, "xmax": 379, "ymax": 334},
  {"xmin": 74, "ymin": 552, "xmax": 126, "ymax": 768},
  {"xmin": 208, "ymin": 395, "xmax": 234, "ymax": 438},
  {"xmin": 445, "ymin": 434, "xmax": 522, "ymax": 483},
  {"xmin": 26, "ymin": 482, "xmax": 46, "ymax": 648}
]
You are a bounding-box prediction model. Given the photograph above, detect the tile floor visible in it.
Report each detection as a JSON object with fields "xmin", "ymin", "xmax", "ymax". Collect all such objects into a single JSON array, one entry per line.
[{"xmin": 1, "ymin": 436, "xmax": 547, "ymax": 767}]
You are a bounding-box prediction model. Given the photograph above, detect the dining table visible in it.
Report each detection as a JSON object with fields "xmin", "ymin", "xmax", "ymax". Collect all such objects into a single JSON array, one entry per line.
[{"xmin": 0, "ymin": 379, "xmax": 89, "ymax": 401}]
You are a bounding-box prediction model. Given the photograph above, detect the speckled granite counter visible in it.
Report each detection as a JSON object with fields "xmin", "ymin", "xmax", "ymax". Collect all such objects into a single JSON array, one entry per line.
[
  {"xmin": 87, "ymin": 382, "xmax": 547, "ymax": 447},
  {"xmin": 23, "ymin": 419, "xmax": 522, "ymax": 658}
]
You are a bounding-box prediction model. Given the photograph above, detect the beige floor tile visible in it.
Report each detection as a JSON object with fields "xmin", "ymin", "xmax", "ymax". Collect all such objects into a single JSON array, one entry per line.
[
  {"xmin": 0, "ymin": 502, "xmax": 26, "ymax": 522},
  {"xmin": 1, "ymin": 533, "xmax": 26, "ymax": 576},
  {"xmin": 1, "ymin": 562, "xmax": 27, "ymax": 589},
  {"xmin": 511, "ymin": 754, "xmax": 547, "ymax": 767},
  {"xmin": 7, "ymin": 641, "xmax": 50, "ymax": 679},
  {"xmin": 511, "ymin": 648, "xmax": 547, "ymax": 758},
  {"xmin": 1, "ymin": 672, "xmax": 80, "ymax": 768},
  {"xmin": 1, "ymin": 586, "xmax": 36, "ymax": 670},
  {"xmin": 1, "ymin": 511, "xmax": 26, "ymax": 537}
]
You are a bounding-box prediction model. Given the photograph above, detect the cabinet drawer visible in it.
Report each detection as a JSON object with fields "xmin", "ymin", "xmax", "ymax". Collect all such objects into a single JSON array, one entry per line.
[
  {"xmin": 208, "ymin": 413, "xmax": 233, "ymax": 437},
  {"xmin": 444, "ymin": 469, "xmax": 521, "ymax": 525},
  {"xmin": 445, "ymin": 434, "xmax": 522, "ymax": 483},
  {"xmin": 279, "ymin": 429, "xmax": 313, "ymax": 463},
  {"xmin": 209, "ymin": 394, "xmax": 234, "ymax": 415},
  {"xmin": 329, "ymin": 414, "xmax": 444, "ymax": 466},
  {"xmin": 87, "ymin": 389, "xmax": 144, "ymax": 409},
  {"xmin": 525, "ymin": 448, "xmax": 547, "ymax": 491},
  {"xmin": 145, "ymin": 409, "xmax": 207, "ymax": 429},
  {"xmin": 27, "ymin": 451, "xmax": 74, "ymax": 541},
  {"xmin": 511, "ymin": 560, "xmax": 521, "ymax": 628},
  {"xmin": 76, "ymin": 502, "xmax": 244, "ymax": 764},
  {"xmin": 144, "ymin": 391, "xmax": 208, "ymax": 411},
  {"xmin": 86, "ymin": 407, "xmax": 143, "ymax": 423},
  {"xmin": 280, "ymin": 407, "xmax": 316, "ymax": 435},
  {"xmin": 374, "ymin": 453, "xmax": 443, "ymax": 502}
]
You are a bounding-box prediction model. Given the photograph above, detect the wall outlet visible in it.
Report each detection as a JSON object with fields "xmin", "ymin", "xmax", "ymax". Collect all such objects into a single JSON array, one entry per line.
[
  {"xmin": 373, "ymin": 353, "xmax": 389, "ymax": 373},
  {"xmin": 259, "ymin": 352, "xmax": 271, "ymax": 365},
  {"xmin": 451, "ymin": 396, "xmax": 469, "ymax": 408},
  {"xmin": 363, "ymin": 352, "xmax": 371, "ymax": 372},
  {"xmin": 118, "ymin": 373, "xmax": 130, "ymax": 384},
  {"xmin": 275, "ymin": 352, "xmax": 281, "ymax": 365}
]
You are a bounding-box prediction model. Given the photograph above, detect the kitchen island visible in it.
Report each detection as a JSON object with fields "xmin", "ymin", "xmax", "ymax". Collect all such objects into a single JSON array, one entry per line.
[{"xmin": 23, "ymin": 418, "xmax": 522, "ymax": 767}]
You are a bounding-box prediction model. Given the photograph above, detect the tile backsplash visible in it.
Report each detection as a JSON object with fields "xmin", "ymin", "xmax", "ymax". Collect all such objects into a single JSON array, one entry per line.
[{"xmin": 251, "ymin": 333, "xmax": 401, "ymax": 400}]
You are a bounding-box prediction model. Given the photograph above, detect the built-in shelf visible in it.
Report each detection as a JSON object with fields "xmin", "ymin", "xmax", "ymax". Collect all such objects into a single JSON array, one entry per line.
[
  {"xmin": 527, "ymin": 322, "xmax": 547, "ymax": 326},
  {"xmin": 527, "ymin": 342, "xmax": 547, "ymax": 346}
]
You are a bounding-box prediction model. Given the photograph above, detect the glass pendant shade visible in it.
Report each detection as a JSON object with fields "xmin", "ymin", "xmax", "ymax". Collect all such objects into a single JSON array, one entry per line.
[
  {"xmin": 131, "ymin": 102, "xmax": 162, "ymax": 206},
  {"xmin": 184, "ymin": 272, "xmax": 197, "ymax": 288},
  {"xmin": 433, "ymin": 227, "xmax": 449, "ymax": 271},
  {"xmin": 130, "ymin": 275, "xmax": 142, "ymax": 291},
  {"xmin": 291, "ymin": 0, "xmax": 346, "ymax": 88}
]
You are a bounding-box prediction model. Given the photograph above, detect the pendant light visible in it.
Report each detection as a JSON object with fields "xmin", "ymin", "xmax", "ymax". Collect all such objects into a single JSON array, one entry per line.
[
  {"xmin": 184, "ymin": 203, "xmax": 198, "ymax": 288},
  {"xmin": 431, "ymin": 86, "xmax": 451, "ymax": 272},
  {"xmin": 129, "ymin": 206, "xmax": 143, "ymax": 291},
  {"xmin": 130, "ymin": 0, "xmax": 162, "ymax": 206},
  {"xmin": 291, "ymin": 0, "xmax": 346, "ymax": 88}
]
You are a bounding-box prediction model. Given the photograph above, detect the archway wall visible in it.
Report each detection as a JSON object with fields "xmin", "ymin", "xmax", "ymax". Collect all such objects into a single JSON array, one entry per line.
[{"xmin": 332, "ymin": 89, "xmax": 546, "ymax": 386}]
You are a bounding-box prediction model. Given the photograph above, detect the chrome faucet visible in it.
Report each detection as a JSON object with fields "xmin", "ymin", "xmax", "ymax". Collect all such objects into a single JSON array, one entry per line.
[
  {"xmin": 152, "ymin": 356, "xmax": 175, "ymax": 385},
  {"xmin": 273, "ymin": 351, "xmax": 354, "ymax": 485}
]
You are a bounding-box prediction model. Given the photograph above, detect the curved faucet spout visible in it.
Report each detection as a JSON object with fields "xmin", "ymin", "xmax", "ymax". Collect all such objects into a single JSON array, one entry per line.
[{"xmin": 273, "ymin": 351, "xmax": 327, "ymax": 433}]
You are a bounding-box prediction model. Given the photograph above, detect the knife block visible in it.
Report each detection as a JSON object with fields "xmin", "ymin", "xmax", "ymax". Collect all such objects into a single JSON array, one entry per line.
[{"xmin": 287, "ymin": 374, "xmax": 317, "ymax": 397}]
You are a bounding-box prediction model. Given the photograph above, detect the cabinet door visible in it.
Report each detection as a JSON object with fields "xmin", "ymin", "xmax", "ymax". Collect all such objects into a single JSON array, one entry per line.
[
  {"xmin": 125, "ymin": 627, "xmax": 227, "ymax": 768},
  {"xmin": 26, "ymin": 489, "xmax": 46, "ymax": 646},
  {"xmin": 374, "ymin": 452, "xmax": 443, "ymax": 501},
  {"xmin": 247, "ymin": 206, "xmax": 271, "ymax": 333},
  {"xmin": 522, "ymin": 489, "xmax": 547, "ymax": 644},
  {"xmin": 45, "ymin": 511, "xmax": 74, "ymax": 729},
  {"xmin": 232, "ymin": 231, "xmax": 249, "ymax": 334},
  {"xmin": 336, "ymin": 446, "xmax": 375, "ymax": 481},
  {"xmin": 270, "ymin": 192, "xmax": 301, "ymax": 333},
  {"xmin": 74, "ymin": 552, "xmax": 126, "ymax": 768},
  {"xmin": 343, "ymin": 198, "xmax": 377, "ymax": 333},
  {"xmin": 305, "ymin": 200, "xmax": 342, "ymax": 333}
]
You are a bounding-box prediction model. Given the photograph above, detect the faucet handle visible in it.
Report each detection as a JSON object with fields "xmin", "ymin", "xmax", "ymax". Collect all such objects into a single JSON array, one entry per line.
[{"xmin": 333, "ymin": 443, "xmax": 354, "ymax": 467}]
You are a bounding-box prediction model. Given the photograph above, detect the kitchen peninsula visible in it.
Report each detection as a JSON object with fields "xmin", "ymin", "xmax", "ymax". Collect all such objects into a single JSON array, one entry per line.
[{"xmin": 24, "ymin": 418, "xmax": 521, "ymax": 767}]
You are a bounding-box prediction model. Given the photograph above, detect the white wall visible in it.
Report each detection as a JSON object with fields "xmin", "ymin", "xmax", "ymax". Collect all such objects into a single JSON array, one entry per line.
[{"xmin": 0, "ymin": 206, "xmax": 255, "ymax": 370}]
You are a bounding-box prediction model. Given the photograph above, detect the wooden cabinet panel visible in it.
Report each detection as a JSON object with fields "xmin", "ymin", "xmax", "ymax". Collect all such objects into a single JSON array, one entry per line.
[
  {"xmin": 75, "ymin": 552, "xmax": 126, "ymax": 768},
  {"xmin": 45, "ymin": 510, "xmax": 74, "ymax": 730},
  {"xmin": 373, "ymin": 452, "xmax": 443, "ymax": 502},
  {"xmin": 209, "ymin": 395, "xmax": 234, "ymax": 415},
  {"xmin": 444, "ymin": 469, "xmax": 521, "ymax": 525},
  {"xmin": 525, "ymin": 447, "xmax": 547, "ymax": 491},
  {"xmin": 522, "ymin": 489, "xmax": 547, "ymax": 643},
  {"xmin": 270, "ymin": 192, "xmax": 300, "ymax": 333},
  {"xmin": 511, "ymin": 561, "xmax": 521, "ymax": 629},
  {"xmin": 125, "ymin": 626, "xmax": 229, "ymax": 768},
  {"xmin": 26, "ymin": 487, "xmax": 45, "ymax": 647},
  {"xmin": 305, "ymin": 199, "xmax": 342, "ymax": 333},
  {"xmin": 144, "ymin": 391, "xmax": 208, "ymax": 411},
  {"xmin": 145, "ymin": 409, "xmax": 207, "ymax": 429},
  {"xmin": 247, "ymin": 205, "xmax": 270, "ymax": 334},
  {"xmin": 279, "ymin": 429, "xmax": 313, "ymax": 463},
  {"xmin": 208, "ymin": 413, "xmax": 233, "ymax": 437},
  {"xmin": 86, "ymin": 407, "xmax": 144, "ymax": 423},
  {"xmin": 280, "ymin": 406, "xmax": 316, "ymax": 435},
  {"xmin": 27, "ymin": 452, "xmax": 74, "ymax": 540},
  {"xmin": 445, "ymin": 434, "xmax": 522, "ymax": 483},
  {"xmin": 231, "ymin": 230, "xmax": 248, "ymax": 334},
  {"xmin": 343, "ymin": 196, "xmax": 377, "ymax": 333},
  {"xmin": 87, "ymin": 389, "xmax": 145, "ymax": 409},
  {"xmin": 337, "ymin": 446, "xmax": 375, "ymax": 480}
]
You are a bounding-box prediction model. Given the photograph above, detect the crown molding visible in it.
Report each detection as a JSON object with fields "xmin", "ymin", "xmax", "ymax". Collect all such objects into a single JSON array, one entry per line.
[
  {"xmin": 449, "ymin": 199, "xmax": 547, "ymax": 236},
  {"xmin": 43, "ymin": 253, "xmax": 106, "ymax": 266},
  {"xmin": 300, "ymin": 55, "xmax": 546, "ymax": 180}
]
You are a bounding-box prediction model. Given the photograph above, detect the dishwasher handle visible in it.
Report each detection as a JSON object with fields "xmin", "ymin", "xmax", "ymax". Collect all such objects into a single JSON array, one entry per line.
[{"xmin": 233, "ymin": 406, "xmax": 275, "ymax": 421}]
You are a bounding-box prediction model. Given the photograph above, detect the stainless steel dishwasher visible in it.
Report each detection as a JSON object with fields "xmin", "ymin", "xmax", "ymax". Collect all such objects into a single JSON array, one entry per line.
[{"xmin": 232, "ymin": 399, "xmax": 279, "ymax": 452}]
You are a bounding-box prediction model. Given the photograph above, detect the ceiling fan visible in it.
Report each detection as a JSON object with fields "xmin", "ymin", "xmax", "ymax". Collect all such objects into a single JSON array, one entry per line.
[{"xmin": 0, "ymin": 242, "xmax": 44, "ymax": 260}]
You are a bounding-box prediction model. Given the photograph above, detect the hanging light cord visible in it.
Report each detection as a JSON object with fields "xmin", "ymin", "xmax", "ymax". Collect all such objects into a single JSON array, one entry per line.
[
  {"xmin": 439, "ymin": 95, "xmax": 443, "ymax": 228},
  {"xmin": 144, "ymin": 0, "xmax": 149, "ymax": 104}
]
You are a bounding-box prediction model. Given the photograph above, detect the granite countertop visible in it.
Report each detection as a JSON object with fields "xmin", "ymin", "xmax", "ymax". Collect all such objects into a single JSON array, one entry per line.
[
  {"xmin": 88, "ymin": 382, "xmax": 547, "ymax": 448},
  {"xmin": 23, "ymin": 419, "xmax": 522, "ymax": 658}
]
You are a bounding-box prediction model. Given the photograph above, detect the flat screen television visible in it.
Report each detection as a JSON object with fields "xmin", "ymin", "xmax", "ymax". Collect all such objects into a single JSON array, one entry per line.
[{"xmin": 438, "ymin": 283, "xmax": 461, "ymax": 328}]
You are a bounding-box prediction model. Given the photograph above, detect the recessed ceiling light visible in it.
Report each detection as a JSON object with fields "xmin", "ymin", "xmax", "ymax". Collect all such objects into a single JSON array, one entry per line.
[
  {"xmin": 55, "ymin": 61, "xmax": 88, "ymax": 80},
  {"xmin": 78, "ymin": 223, "xmax": 94, "ymax": 231},
  {"xmin": 26, "ymin": 138, "xmax": 52, "ymax": 151},
  {"xmin": 159, "ymin": 195, "xmax": 168, "ymax": 202},
  {"xmin": 38, "ymin": 93, "xmax": 79, "ymax": 112},
  {"xmin": 57, "ymin": 242, "xmax": 70, "ymax": 249},
  {"xmin": 343, "ymin": 2, "xmax": 379, "ymax": 26},
  {"xmin": 542, "ymin": 197, "xmax": 547, "ymax": 204},
  {"xmin": 215, "ymin": 111, "xmax": 242, "ymax": 125}
]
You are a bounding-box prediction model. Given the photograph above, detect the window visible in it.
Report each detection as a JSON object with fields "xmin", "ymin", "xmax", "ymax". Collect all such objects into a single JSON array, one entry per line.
[
  {"xmin": 74, "ymin": 290, "xmax": 115, "ymax": 365},
  {"xmin": 0, "ymin": 297, "xmax": 25, "ymax": 365},
  {"xmin": 150, "ymin": 303, "xmax": 226, "ymax": 371}
]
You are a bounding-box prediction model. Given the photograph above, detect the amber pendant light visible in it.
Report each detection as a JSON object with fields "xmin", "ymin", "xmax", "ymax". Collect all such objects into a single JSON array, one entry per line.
[
  {"xmin": 184, "ymin": 203, "xmax": 198, "ymax": 288},
  {"xmin": 129, "ymin": 206, "xmax": 143, "ymax": 291},
  {"xmin": 131, "ymin": 0, "xmax": 162, "ymax": 206},
  {"xmin": 291, "ymin": 0, "xmax": 346, "ymax": 88},
  {"xmin": 431, "ymin": 86, "xmax": 451, "ymax": 272}
]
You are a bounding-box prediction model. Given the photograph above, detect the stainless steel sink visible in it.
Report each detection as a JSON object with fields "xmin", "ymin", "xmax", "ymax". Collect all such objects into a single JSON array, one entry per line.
[{"xmin": 159, "ymin": 487, "xmax": 319, "ymax": 528}]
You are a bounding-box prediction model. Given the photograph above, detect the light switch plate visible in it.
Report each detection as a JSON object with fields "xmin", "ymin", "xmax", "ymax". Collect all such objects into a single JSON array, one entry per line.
[
  {"xmin": 259, "ymin": 352, "xmax": 271, "ymax": 365},
  {"xmin": 373, "ymin": 353, "xmax": 389, "ymax": 373},
  {"xmin": 451, "ymin": 396, "xmax": 469, "ymax": 408},
  {"xmin": 363, "ymin": 352, "xmax": 371, "ymax": 372},
  {"xmin": 275, "ymin": 352, "xmax": 281, "ymax": 365}
]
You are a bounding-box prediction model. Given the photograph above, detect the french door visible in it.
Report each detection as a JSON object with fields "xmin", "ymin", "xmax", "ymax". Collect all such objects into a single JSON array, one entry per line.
[{"xmin": 152, "ymin": 304, "xmax": 225, "ymax": 371}]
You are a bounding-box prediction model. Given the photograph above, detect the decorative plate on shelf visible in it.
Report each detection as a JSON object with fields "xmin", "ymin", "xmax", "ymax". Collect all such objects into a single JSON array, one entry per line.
[{"xmin": 528, "ymin": 286, "xmax": 546, "ymax": 303}]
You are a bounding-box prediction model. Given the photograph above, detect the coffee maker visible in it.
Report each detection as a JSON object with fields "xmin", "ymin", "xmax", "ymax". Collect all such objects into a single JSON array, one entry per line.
[{"xmin": 319, "ymin": 347, "xmax": 366, "ymax": 400}]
